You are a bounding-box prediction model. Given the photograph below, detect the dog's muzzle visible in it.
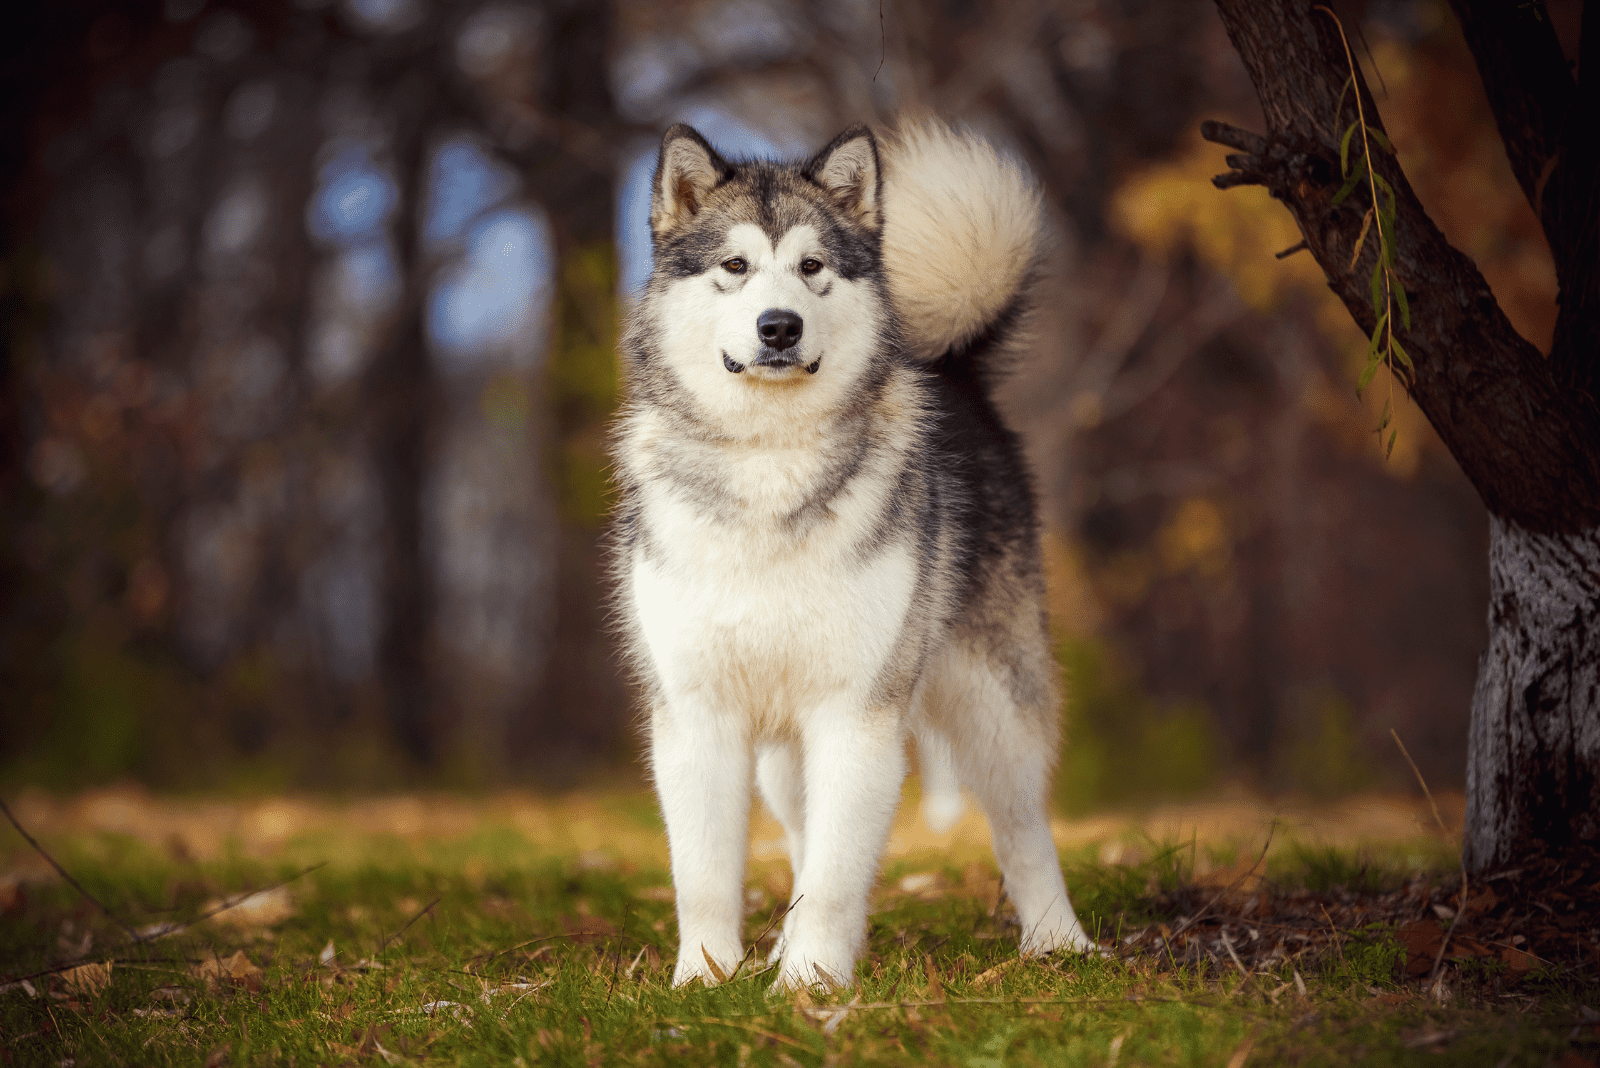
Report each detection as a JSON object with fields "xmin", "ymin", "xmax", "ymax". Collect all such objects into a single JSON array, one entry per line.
[{"xmin": 723, "ymin": 352, "xmax": 822, "ymax": 375}]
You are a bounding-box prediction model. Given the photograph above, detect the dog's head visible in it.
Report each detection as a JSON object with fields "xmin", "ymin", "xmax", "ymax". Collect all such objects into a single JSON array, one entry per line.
[{"xmin": 634, "ymin": 123, "xmax": 896, "ymax": 430}]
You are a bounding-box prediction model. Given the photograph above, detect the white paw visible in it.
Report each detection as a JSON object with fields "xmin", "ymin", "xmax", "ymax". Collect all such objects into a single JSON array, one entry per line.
[
  {"xmin": 773, "ymin": 943, "xmax": 854, "ymax": 992},
  {"xmin": 672, "ymin": 944, "xmax": 744, "ymax": 987},
  {"xmin": 1019, "ymin": 916, "xmax": 1100, "ymax": 958}
]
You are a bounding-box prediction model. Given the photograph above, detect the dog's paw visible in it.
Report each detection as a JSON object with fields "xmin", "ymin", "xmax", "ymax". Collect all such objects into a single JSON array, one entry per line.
[
  {"xmin": 771, "ymin": 941, "xmax": 854, "ymax": 994},
  {"xmin": 671, "ymin": 944, "xmax": 743, "ymax": 987},
  {"xmin": 1020, "ymin": 918, "xmax": 1102, "ymax": 958},
  {"xmin": 770, "ymin": 960, "xmax": 849, "ymax": 996}
]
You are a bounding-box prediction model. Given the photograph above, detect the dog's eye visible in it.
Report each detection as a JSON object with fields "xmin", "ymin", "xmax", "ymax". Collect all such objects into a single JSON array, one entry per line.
[
  {"xmin": 722, "ymin": 258, "xmax": 746, "ymax": 274},
  {"xmin": 800, "ymin": 258, "xmax": 824, "ymax": 276}
]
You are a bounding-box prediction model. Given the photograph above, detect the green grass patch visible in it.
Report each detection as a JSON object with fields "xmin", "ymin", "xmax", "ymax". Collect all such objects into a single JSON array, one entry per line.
[{"xmin": 1, "ymin": 833, "xmax": 1592, "ymax": 1066}]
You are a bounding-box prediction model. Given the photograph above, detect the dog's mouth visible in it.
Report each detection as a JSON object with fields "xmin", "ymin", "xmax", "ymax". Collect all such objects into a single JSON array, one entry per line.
[{"xmin": 724, "ymin": 350, "xmax": 821, "ymax": 376}]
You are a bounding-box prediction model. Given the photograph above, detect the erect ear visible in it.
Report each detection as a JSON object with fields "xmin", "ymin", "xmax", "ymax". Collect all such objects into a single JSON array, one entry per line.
[
  {"xmin": 651, "ymin": 124, "xmax": 734, "ymax": 236},
  {"xmin": 805, "ymin": 124, "xmax": 881, "ymax": 230}
]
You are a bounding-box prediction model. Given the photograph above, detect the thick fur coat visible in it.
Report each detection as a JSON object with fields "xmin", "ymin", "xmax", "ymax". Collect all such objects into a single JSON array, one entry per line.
[{"xmin": 611, "ymin": 119, "xmax": 1093, "ymax": 989}]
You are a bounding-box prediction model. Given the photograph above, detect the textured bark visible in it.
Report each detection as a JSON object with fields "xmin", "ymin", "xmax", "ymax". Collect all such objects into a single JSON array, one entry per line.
[
  {"xmin": 1206, "ymin": 0, "xmax": 1600, "ymax": 869},
  {"xmin": 1465, "ymin": 518, "xmax": 1600, "ymax": 871},
  {"xmin": 1447, "ymin": 0, "xmax": 1600, "ymax": 400},
  {"xmin": 1204, "ymin": 1, "xmax": 1600, "ymax": 535}
]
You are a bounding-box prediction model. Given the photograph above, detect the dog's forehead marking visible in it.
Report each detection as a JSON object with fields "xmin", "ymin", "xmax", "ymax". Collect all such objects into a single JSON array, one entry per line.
[{"xmin": 726, "ymin": 222, "xmax": 820, "ymax": 264}]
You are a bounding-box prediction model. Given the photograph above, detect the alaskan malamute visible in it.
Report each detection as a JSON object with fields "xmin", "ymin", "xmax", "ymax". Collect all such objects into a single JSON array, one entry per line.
[{"xmin": 612, "ymin": 119, "xmax": 1094, "ymax": 989}]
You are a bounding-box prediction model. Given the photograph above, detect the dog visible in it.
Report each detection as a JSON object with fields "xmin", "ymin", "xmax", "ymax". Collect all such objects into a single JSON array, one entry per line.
[{"xmin": 610, "ymin": 118, "xmax": 1095, "ymax": 990}]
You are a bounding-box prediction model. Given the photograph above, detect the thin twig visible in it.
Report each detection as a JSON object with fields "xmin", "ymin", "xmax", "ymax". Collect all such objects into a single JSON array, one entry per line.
[
  {"xmin": 1389, "ymin": 729, "xmax": 1448, "ymax": 837},
  {"xmin": 873, "ymin": 0, "xmax": 885, "ymax": 82},
  {"xmin": 1314, "ymin": 3, "xmax": 1404, "ymax": 441},
  {"xmin": 0, "ymin": 795, "xmax": 141, "ymax": 944},
  {"xmin": 156, "ymin": 862, "xmax": 327, "ymax": 943},
  {"xmin": 1318, "ymin": 903, "xmax": 1345, "ymax": 969},
  {"xmin": 376, "ymin": 896, "xmax": 441, "ymax": 958},
  {"xmin": 469, "ymin": 929, "xmax": 650, "ymax": 967},
  {"xmin": 2, "ymin": 955, "xmax": 211, "ymax": 985},
  {"xmin": 604, "ymin": 906, "xmax": 632, "ymax": 1011},
  {"xmin": 1390, "ymin": 728, "xmax": 1468, "ymax": 991},
  {"xmin": 1169, "ymin": 822, "xmax": 1278, "ymax": 942},
  {"xmin": 728, "ymin": 894, "xmax": 802, "ymax": 983}
]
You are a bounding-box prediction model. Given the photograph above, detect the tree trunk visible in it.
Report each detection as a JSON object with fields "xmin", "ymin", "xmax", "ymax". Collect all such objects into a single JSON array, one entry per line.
[
  {"xmin": 1204, "ymin": 0, "xmax": 1600, "ymax": 871},
  {"xmin": 1465, "ymin": 517, "xmax": 1600, "ymax": 870}
]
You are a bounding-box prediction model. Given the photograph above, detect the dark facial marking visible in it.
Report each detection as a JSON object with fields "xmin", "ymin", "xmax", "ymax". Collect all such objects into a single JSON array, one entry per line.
[
  {"xmin": 806, "ymin": 358, "xmax": 821, "ymax": 374},
  {"xmin": 650, "ymin": 143, "xmax": 882, "ymax": 283},
  {"xmin": 722, "ymin": 352, "xmax": 745, "ymax": 373}
]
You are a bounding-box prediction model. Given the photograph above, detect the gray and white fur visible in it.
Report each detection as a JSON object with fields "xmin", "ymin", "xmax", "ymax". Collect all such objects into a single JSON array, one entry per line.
[{"xmin": 611, "ymin": 119, "xmax": 1094, "ymax": 990}]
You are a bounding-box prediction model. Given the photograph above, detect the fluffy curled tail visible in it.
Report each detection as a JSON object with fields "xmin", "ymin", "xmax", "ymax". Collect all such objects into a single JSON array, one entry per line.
[{"xmin": 879, "ymin": 119, "xmax": 1045, "ymax": 363}]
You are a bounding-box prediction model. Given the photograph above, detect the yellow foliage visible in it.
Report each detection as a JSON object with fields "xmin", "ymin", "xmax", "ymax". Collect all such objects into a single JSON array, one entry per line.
[
  {"xmin": 1112, "ymin": 128, "xmax": 1328, "ymax": 313},
  {"xmin": 1157, "ymin": 497, "xmax": 1230, "ymax": 579}
]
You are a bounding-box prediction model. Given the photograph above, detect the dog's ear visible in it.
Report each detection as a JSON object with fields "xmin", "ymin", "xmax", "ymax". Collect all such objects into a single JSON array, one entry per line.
[
  {"xmin": 651, "ymin": 125, "xmax": 733, "ymax": 236},
  {"xmin": 805, "ymin": 125, "xmax": 881, "ymax": 230}
]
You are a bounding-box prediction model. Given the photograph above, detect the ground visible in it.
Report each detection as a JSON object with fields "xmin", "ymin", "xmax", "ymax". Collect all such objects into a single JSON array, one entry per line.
[{"xmin": 1, "ymin": 784, "xmax": 1596, "ymax": 1066}]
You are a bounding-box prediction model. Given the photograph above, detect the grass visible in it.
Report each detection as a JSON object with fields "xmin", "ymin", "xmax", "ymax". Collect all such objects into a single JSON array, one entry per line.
[{"xmin": 2, "ymin": 816, "xmax": 1595, "ymax": 1066}]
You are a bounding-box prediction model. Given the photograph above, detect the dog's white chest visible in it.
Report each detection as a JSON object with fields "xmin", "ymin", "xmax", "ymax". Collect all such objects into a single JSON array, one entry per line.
[{"xmin": 630, "ymin": 507, "xmax": 916, "ymax": 722}]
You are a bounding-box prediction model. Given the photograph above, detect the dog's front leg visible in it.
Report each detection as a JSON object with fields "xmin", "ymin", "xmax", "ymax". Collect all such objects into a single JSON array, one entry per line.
[
  {"xmin": 651, "ymin": 702, "xmax": 751, "ymax": 986},
  {"xmin": 776, "ymin": 704, "xmax": 906, "ymax": 990}
]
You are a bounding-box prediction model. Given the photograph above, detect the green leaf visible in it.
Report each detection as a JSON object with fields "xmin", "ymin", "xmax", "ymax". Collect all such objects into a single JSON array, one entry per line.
[
  {"xmin": 1358, "ymin": 353, "xmax": 1381, "ymax": 394},
  {"xmin": 1386, "ymin": 429, "xmax": 1398, "ymax": 460},
  {"xmin": 1370, "ymin": 171, "xmax": 1397, "ymax": 214},
  {"xmin": 1340, "ymin": 122, "xmax": 1360, "ymax": 176},
  {"xmin": 1370, "ymin": 262, "xmax": 1385, "ymax": 318},
  {"xmin": 1332, "ymin": 160, "xmax": 1367, "ymax": 206},
  {"xmin": 1376, "ymin": 213, "xmax": 1395, "ymax": 268},
  {"xmin": 1365, "ymin": 126, "xmax": 1394, "ymax": 154},
  {"xmin": 1391, "ymin": 336, "xmax": 1413, "ymax": 370},
  {"xmin": 1367, "ymin": 311, "xmax": 1389, "ymax": 359},
  {"xmin": 1377, "ymin": 396, "xmax": 1391, "ymax": 432},
  {"xmin": 1336, "ymin": 73, "xmax": 1354, "ymax": 120},
  {"xmin": 1394, "ymin": 279, "xmax": 1411, "ymax": 331}
]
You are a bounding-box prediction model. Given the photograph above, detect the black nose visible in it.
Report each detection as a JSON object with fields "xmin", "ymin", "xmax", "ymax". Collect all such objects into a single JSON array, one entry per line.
[{"xmin": 757, "ymin": 309, "xmax": 803, "ymax": 351}]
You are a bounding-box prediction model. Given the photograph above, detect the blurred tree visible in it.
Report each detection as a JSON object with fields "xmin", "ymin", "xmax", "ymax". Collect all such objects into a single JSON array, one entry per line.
[
  {"xmin": 0, "ymin": 0, "xmax": 1539, "ymax": 805},
  {"xmin": 1205, "ymin": 0, "xmax": 1599, "ymax": 870},
  {"xmin": 0, "ymin": 0, "xmax": 632, "ymax": 786}
]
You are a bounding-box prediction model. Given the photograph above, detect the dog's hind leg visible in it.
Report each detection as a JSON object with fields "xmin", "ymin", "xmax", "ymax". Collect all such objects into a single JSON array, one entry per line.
[
  {"xmin": 650, "ymin": 701, "xmax": 751, "ymax": 986},
  {"xmin": 915, "ymin": 726, "xmax": 966, "ymax": 833},
  {"xmin": 938, "ymin": 649, "xmax": 1096, "ymax": 956},
  {"xmin": 755, "ymin": 740, "xmax": 805, "ymax": 961},
  {"xmin": 776, "ymin": 702, "xmax": 906, "ymax": 990}
]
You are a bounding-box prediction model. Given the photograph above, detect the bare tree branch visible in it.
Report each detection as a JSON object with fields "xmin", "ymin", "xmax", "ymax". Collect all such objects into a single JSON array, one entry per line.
[
  {"xmin": 1444, "ymin": 0, "xmax": 1574, "ymax": 223},
  {"xmin": 1447, "ymin": 0, "xmax": 1599, "ymax": 399},
  {"xmin": 1204, "ymin": 0, "xmax": 1600, "ymax": 533}
]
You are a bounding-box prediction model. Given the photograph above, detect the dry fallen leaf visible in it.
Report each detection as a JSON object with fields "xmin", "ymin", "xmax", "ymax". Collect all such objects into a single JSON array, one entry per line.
[
  {"xmin": 191, "ymin": 951, "xmax": 264, "ymax": 992},
  {"xmin": 1500, "ymin": 946, "xmax": 1536, "ymax": 973},
  {"xmin": 60, "ymin": 962, "xmax": 112, "ymax": 998},
  {"xmin": 923, "ymin": 954, "xmax": 944, "ymax": 1001},
  {"xmin": 973, "ymin": 957, "xmax": 1022, "ymax": 987},
  {"xmin": 205, "ymin": 887, "xmax": 294, "ymax": 929}
]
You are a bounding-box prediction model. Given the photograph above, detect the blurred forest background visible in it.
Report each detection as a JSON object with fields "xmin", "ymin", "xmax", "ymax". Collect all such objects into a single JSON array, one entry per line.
[{"xmin": 0, "ymin": 0, "xmax": 1569, "ymax": 803}]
